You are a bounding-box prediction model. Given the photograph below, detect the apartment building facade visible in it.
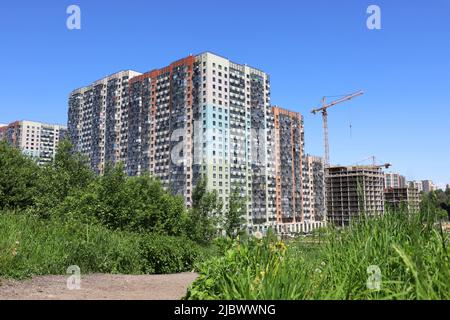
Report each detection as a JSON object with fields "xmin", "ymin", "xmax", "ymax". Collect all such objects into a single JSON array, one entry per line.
[
  {"xmin": 68, "ymin": 52, "xmax": 278, "ymax": 232},
  {"xmin": 0, "ymin": 120, "xmax": 67, "ymax": 165},
  {"xmin": 304, "ymin": 155, "xmax": 326, "ymax": 222},
  {"xmin": 272, "ymin": 107, "xmax": 304, "ymax": 224},
  {"xmin": 68, "ymin": 70, "xmax": 143, "ymax": 174}
]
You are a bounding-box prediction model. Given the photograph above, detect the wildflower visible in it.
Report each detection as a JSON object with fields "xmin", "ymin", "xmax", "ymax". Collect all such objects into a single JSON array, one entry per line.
[
  {"xmin": 321, "ymin": 261, "xmax": 326, "ymax": 267},
  {"xmin": 315, "ymin": 268, "xmax": 322, "ymax": 274},
  {"xmin": 254, "ymin": 231, "xmax": 263, "ymax": 240},
  {"xmin": 12, "ymin": 248, "xmax": 17, "ymax": 257}
]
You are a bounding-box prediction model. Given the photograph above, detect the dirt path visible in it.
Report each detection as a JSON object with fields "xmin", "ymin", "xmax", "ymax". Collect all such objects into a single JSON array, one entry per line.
[{"xmin": 0, "ymin": 272, "xmax": 198, "ymax": 300}]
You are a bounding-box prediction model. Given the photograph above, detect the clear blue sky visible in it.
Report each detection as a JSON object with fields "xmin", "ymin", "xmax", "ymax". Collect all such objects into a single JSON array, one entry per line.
[{"xmin": 1, "ymin": 0, "xmax": 449, "ymax": 186}]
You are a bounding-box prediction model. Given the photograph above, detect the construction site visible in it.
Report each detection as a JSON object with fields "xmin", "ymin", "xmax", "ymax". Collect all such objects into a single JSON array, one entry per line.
[{"xmin": 310, "ymin": 91, "xmax": 422, "ymax": 227}]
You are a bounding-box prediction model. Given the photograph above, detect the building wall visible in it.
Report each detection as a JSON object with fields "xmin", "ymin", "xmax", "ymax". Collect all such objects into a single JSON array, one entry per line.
[
  {"xmin": 272, "ymin": 106, "xmax": 304, "ymax": 224},
  {"xmin": 68, "ymin": 70, "xmax": 142, "ymax": 174},
  {"xmin": 305, "ymin": 155, "xmax": 326, "ymax": 222}
]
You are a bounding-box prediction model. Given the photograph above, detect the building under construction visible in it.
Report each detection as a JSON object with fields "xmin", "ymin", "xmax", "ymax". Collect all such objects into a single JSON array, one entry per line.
[
  {"xmin": 326, "ymin": 165, "xmax": 385, "ymax": 226},
  {"xmin": 384, "ymin": 186, "xmax": 420, "ymax": 213}
]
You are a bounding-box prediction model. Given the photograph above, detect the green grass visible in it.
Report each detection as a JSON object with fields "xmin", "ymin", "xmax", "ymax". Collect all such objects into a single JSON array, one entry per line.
[
  {"xmin": 0, "ymin": 212, "xmax": 212, "ymax": 279},
  {"xmin": 186, "ymin": 210, "xmax": 450, "ymax": 300}
]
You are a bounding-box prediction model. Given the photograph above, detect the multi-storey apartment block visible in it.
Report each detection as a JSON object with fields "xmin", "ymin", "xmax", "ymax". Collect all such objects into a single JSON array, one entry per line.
[
  {"xmin": 384, "ymin": 172, "xmax": 406, "ymax": 189},
  {"xmin": 68, "ymin": 52, "xmax": 277, "ymax": 232},
  {"xmin": 0, "ymin": 120, "xmax": 67, "ymax": 165},
  {"xmin": 272, "ymin": 107, "xmax": 304, "ymax": 225},
  {"xmin": 326, "ymin": 165, "xmax": 385, "ymax": 226},
  {"xmin": 304, "ymin": 155, "xmax": 326, "ymax": 222},
  {"xmin": 68, "ymin": 70, "xmax": 142, "ymax": 174}
]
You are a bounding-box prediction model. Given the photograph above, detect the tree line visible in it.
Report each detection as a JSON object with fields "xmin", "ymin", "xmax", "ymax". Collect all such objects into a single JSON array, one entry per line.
[{"xmin": 0, "ymin": 139, "xmax": 247, "ymax": 244}]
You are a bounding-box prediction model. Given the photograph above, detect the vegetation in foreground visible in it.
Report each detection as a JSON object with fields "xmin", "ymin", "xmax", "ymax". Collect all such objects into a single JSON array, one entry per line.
[
  {"xmin": 0, "ymin": 212, "xmax": 211, "ymax": 279},
  {"xmin": 0, "ymin": 140, "xmax": 235, "ymax": 279},
  {"xmin": 186, "ymin": 209, "xmax": 450, "ymax": 300}
]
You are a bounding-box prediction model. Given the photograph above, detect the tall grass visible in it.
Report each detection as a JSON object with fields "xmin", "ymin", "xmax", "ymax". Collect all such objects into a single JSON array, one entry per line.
[
  {"xmin": 186, "ymin": 209, "xmax": 450, "ymax": 300},
  {"xmin": 0, "ymin": 212, "xmax": 211, "ymax": 279}
]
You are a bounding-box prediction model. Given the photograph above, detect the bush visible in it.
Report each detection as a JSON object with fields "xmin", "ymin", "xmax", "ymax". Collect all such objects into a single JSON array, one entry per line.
[
  {"xmin": 0, "ymin": 141, "xmax": 40, "ymax": 210},
  {"xmin": 0, "ymin": 212, "xmax": 211, "ymax": 279},
  {"xmin": 139, "ymin": 234, "xmax": 210, "ymax": 274}
]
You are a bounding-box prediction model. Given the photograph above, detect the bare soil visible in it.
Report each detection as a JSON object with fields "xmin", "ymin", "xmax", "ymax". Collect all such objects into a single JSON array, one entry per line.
[{"xmin": 0, "ymin": 272, "xmax": 198, "ymax": 300}]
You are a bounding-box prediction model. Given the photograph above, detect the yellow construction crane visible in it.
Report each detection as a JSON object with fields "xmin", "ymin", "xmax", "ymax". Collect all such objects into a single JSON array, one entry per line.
[{"xmin": 311, "ymin": 90, "xmax": 364, "ymax": 167}]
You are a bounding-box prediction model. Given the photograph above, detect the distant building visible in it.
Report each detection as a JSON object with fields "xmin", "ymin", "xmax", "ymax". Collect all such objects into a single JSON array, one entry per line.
[
  {"xmin": 326, "ymin": 165, "xmax": 385, "ymax": 226},
  {"xmin": 384, "ymin": 186, "xmax": 420, "ymax": 213},
  {"xmin": 0, "ymin": 120, "xmax": 67, "ymax": 165},
  {"xmin": 421, "ymin": 180, "xmax": 436, "ymax": 193},
  {"xmin": 409, "ymin": 180, "xmax": 423, "ymax": 193},
  {"xmin": 384, "ymin": 172, "xmax": 406, "ymax": 188},
  {"xmin": 446, "ymin": 184, "xmax": 450, "ymax": 191}
]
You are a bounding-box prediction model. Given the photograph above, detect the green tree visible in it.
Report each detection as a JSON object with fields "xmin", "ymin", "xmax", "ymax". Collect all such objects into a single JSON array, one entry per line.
[
  {"xmin": 420, "ymin": 191, "xmax": 448, "ymax": 220},
  {"xmin": 186, "ymin": 177, "xmax": 222, "ymax": 244},
  {"xmin": 0, "ymin": 141, "xmax": 39, "ymax": 209},
  {"xmin": 55, "ymin": 162, "xmax": 188, "ymax": 236},
  {"xmin": 224, "ymin": 186, "xmax": 247, "ymax": 239},
  {"xmin": 33, "ymin": 139, "xmax": 94, "ymax": 218}
]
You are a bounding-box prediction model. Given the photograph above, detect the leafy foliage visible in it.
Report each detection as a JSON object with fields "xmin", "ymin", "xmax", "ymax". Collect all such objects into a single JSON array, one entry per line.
[
  {"xmin": 185, "ymin": 178, "xmax": 222, "ymax": 244},
  {"xmin": 0, "ymin": 141, "xmax": 39, "ymax": 210},
  {"xmin": 0, "ymin": 140, "xmax": 216, "ymax": 279},
  {"xmin": 223, "ymin": 187, "xmax": 247, "ymax": 239}
]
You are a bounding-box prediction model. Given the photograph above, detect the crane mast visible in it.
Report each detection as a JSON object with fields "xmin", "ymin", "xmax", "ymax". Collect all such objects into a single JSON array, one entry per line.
[{"xmin": 311, "ymin": 90, "xmax": 364, "ymax": 167}]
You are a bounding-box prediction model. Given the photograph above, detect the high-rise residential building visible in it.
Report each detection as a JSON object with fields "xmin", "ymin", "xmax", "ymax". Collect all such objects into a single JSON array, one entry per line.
[
  {"xmin": 384, "ymin": 186, "xmax": 420, "ymax": 213},
  {"xmin": 0, "ymin": 120, "xmax": 67, "ymax": 165},
  {"xmin": 68, "ymin": 70, "xmax": 143, "ymax": 174},
  {"xmin": 272, "ymin": 107, "xmax": 304, "ymax": 224},
  {"xmin": 271, "ymin": 107, "xmax": 325, "ymax": 233},
  {"xmin": 304, "ymin": 155, "xmax": 326, "ymax": 222},
  {"xmin": 384, "ymin": 172, "xmax": 406, "ymax": 189},
  {"xmin": 446, "ymin": 184, "xmax": 450, "ymax": 191},
  {"xmin": 326, "ymin": 165, "xmax": 385, "ymax": 226},
  {"xmin": 68, "ymin": 52, "xmax": 277, "ymax": 232}
]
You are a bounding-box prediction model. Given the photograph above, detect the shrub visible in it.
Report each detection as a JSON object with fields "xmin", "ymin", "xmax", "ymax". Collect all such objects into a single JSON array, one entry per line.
[{"xmin": 0, "ymin": 212, "xmax": 211, "ymax": 279}]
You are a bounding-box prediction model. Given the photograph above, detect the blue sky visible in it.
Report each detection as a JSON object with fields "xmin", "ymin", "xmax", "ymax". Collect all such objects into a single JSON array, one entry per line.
[{"xmin": 0, "ymin": 0, "xmax": 449, "ymax": 186}]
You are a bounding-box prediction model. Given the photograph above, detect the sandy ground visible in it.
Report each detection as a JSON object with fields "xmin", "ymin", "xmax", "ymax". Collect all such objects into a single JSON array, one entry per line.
[{"xmin": 0, "ymin": 272, "xmax": 198, "ymax": 300}]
